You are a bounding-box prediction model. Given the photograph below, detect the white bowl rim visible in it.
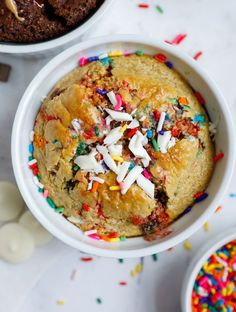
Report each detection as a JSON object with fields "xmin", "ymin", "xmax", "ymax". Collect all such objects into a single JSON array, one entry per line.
[
  {"xmin": 11, "ymin": 34, "xmax": 236, "ymax": 258},
  {"xmin": 181, "ymin": 227, "xmax": 236, "ymax": 312},
  {"xmin": 0, "ymin": 0, "xmax": 113, "ymax": 54}
]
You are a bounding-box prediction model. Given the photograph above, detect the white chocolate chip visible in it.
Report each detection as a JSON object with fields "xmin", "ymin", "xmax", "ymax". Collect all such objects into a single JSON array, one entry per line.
[
  {"xmin": 107, "ymin": 91, "xmax": 117, "ymax": 107},
  {"xmin": 90, "ymin": 177, "xmax": 105, "ymax": 184},
  {"xmin": 158, "ymin": 131, "xmax": 172, "ymax": 153},
  {"xmin": 105, "ymin": 109, "xmax": 132, "ymax": 122},
  {"xmin": 157, "ymin": 112, "xmax": 166, "ymax": 132},
  {"xmin": 121, "ymin": 166, "xmax": 143, "ymax": 195},
  {"xmin": 117, "ymin": 161, "xmax": 130, "ymax": 183},
  {"xmin": 136, "ymin": 174, "xmax": 155, "ymax": 199},
  {"xmin": 96, "ymin": 145, "xmax": 118, "ymax": 174},
  {"xmin": 103, "ymin": 126, "xmax": 123, "ymax": 146},
  {"xmin": 74, "ymin": 150, "xmax": 104, "ymax": 173},
  {"xmin": 127, "ymin": 119, "xmax": 140, "ymax": 129},
  {"xmin": 108, "ymin": 144, "xmax": 123, "ymax": 157}
]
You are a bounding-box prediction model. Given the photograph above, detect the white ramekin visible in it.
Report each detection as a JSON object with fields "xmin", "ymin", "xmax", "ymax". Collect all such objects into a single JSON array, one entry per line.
[
  {"xmin": 181, "ymin": 228, "xmax": 236, "ymax": 312},
  {"xmin": 11, "ymin": 35, "xmax": 235, "ymax": 258},
  {"xmin": 0, "ymin": 0, "xmax": 113, "ymax": 55}
]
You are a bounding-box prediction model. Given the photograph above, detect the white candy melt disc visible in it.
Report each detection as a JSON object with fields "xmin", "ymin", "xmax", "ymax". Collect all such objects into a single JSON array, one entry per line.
[
  {"xmin": 0, "ymin": 223, "xmax": 34, "ymax": 264},
  {"xmin": 0, "ymin": 181, "xmax": 24, "ymax": 221},
  {"xmin": 19, "ymin": 211, "xmax": 53, "ymax": 246}
]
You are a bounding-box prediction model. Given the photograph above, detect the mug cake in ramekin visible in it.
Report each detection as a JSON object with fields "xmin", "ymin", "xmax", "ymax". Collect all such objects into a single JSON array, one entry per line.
[{"xmin": 12, "ymin": 35, "xmax": 235, "ymax": 257}]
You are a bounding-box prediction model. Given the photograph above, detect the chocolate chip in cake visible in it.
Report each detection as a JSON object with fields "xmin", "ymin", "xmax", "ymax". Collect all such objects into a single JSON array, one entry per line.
[
  {"xmin": 155, "ymin": 189, "xmax": 169, "ymax": 206},
  {"xmin": 0, "ymin": 63, "xmax": 11, "ymax": 82},
  {"xmin": 142, "ymin": 219, "xmax": 159, "ymax": 235},
  {"xmin": 64, "ymin": 179, "xmax": 77, "ymax": 192}
]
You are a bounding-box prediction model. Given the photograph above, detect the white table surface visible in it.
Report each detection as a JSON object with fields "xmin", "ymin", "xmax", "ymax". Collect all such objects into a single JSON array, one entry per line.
[{"xmin": 0, "ymin": 0, "xmax": 236, "ymax": 311}]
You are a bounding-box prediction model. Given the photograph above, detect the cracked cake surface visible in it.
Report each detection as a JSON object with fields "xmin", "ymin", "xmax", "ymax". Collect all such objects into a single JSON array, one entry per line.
[{"xmin": 32, "ymin": 54, "xmax": 214, "ymax": 239}]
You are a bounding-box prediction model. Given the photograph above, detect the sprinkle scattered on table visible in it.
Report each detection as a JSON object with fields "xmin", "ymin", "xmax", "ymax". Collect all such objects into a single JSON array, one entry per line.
[
  {"xmin": 165, "ymin": 33, "xmax": 187, "ymax": 45},
  {"xmin": 56, "ymin": 300, "xmax": 65, "ymax": 305},
  {"xmin": 81, "ymin": 257, "xmax": 93, "ymax": 262},
  {"xmin": 70, "ymin": 269, "xmax": 78, "ymax": 280},
  {"xmin": 96, "ymin": 297, "xmax": 103, "ymax": 304},
  {"xmin": 193, "ymin": 51, "xmax": 203, "ymax": 60},
  {"xmin": 203, "ymin": 222, "xmax": 209, "ymax": 232},
  {"xmin": 131, "ymin": 269, "xmax": 137, "ymax": 277},
  {"xmin": 215, "ymin": 205, "xmax": 222, "ymax": 213},
  {"xmin": 136, "ymin": 263, "xmax": 142, "ymax": 273},
  {"xmin": 138, "ymin": 3, "xmax": 149, "ymax": 9},
  {"xmin": 156, "ymin": 5, "xmax": 163, "ymax": 13},
  {"xmin": 152, "ymin": 254, "xmax": 158, "ymax": 262},
  {"xmin": 184, "ymin": 240, "xmax": 192, "ymax": 251},
  {"xmin": 130, "ymin": 259, "xmax": 144, "ymax": 277},
  {"xmin": 119, "ymin": 281, "xmax": 128, "ymax": 286}
]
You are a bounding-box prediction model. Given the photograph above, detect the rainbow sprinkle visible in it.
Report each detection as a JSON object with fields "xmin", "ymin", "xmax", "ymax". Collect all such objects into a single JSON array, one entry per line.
[
  {"xmin": 184, "ymin": 240, "xmax": 192, "ymax": 251},
  {"xmin": 156, "ymin": 5, "xmax": 163, "ymax": 14},
  {"xmin": 192, "ymin": 240, "xmax": 236, "ymax": 311},
  {"xmin": 165, "ymin": 33, "xmax": 187, "ymax": 45},
  {"xmin": 138, "ymin": 3, "xmax": 149, "ymax": 9},
  {"xmin": 193, "ymin": 51, "xmax": 203, "ymax": 60},
  {"xmin": 96, "ymin": 298, "xmax": 102, "ymax": 304},
  {"xmin": 152, "ymin": 254, "xmax": 158, "ymax": 262}
]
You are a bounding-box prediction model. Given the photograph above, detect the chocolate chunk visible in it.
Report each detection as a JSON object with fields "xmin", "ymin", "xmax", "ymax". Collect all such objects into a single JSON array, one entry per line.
[
  {"xmin": 64, "ymin": 179, "xmax": 77, "ymax": 192},
  {"xmin": 142, "ymin": 220, "xmax": 159, "ymax": 235},
  {"xmin": 155, "ymin": 189, "xmax": 169, "ymax": 206},
  {"xmin": 0, "ymin": 63, "xmax": 11, "ymax": 82}
]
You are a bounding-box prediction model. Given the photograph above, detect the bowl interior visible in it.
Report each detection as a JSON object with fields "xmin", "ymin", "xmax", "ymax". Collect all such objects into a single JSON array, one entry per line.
[
  {"xmin": 181, "ymin": 228, "xmax": 236, "ymax": 312},
  {"xmin": 12, "ymin": 36, "xmax": 234, "ymax": 257}
]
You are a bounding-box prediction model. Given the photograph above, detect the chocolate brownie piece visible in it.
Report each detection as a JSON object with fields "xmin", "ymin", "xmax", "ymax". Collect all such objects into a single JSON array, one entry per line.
[{"xmin": 0, "ymin": 0, "xmax": 103, "ymax": 43}]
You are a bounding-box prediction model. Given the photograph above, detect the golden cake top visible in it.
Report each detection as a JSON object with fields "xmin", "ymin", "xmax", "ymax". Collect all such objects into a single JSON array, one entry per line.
[{"xmin": 31, "ymin": 52, "xmax": 214, "ymax": 240}]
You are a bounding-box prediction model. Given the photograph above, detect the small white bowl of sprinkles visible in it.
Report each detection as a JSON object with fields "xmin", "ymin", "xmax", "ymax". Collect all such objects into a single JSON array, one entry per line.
[
  {"xmin": 181, "ymin": 228, "xmax": 236, "ymax": 312},
  {"xmin": 12, "ymin": 35, "xmax": 235, "ymax": 258}
]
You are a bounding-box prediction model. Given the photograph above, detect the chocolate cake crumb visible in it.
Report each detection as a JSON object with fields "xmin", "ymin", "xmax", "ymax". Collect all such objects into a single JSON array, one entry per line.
[{"xmin": 0, "ymin": 63, "xmax": 11, "ymax": 82}]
